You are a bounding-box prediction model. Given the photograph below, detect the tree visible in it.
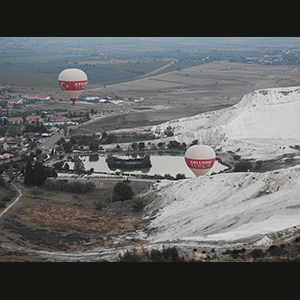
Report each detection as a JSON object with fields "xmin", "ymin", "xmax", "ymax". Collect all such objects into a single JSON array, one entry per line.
[
  {"xmin": 106, "ymin": 134, "xmax": 116, "ymax": 144},
  {"xmin": 24, "ymin": 160, "xmax": 47, "ymax": 186},
  {"xmin": 24, "ymin": 160, "xmax": 34, "ymax": 186},
  {"xmin": 33, "ymin": 162, "xmax": 47, "ymax": 186},
  {"xmin": 0, "ymin": 175, "xmax": 5, "ymax": 188},
  {"xmin": 74, "ymin": 159, "xmax": 85, "ymax": 174},
  {"xmin": 138, "ymin": 142, "xmax": 145, "ymax": 150},
  {"xmin": 53, "ymin": 161, "xmax": 64, "ymax": 170},
  {"xmin": 56, "ymin": 137, "xmax": 65, "ymax": 146},
  {"xmin": 158, "ymin": 142, "xmax": 165, "ymax": 149},
  {"xmin": 7, "ymin": 166, "xmax": 14, "ymax": 181},
  {"xmin": 89, "ymin": 141, "xmax": 99, "ymax": 152},
  {"xmin": 64, "ymin": 162, "xmax": 70, "ymax": 172},
  {"xmin": 140, "ymin": 154, "xmax": 151, "ymax": 168},
  {"xmin": 111, "ymin": 181, "xmax": 134, "ymax": 202},
  {"xmin": 62, "ymin": 123, "xmax": 68, "ymax": 138},
  {"xmin": 35, "ymin": 148, "xmax": 42, "ymax": 156},
  {"xmin": 101, "ymin": 131, "xmax": 108, "ymax": 139},
  {"xmin": 251, "ymin": 249, "xmax": 265, "ymax": 259},
  {"xmin": 62, "ymin": 141, "xmax": 73, "ymax": 153},
  {"xmin": 176, "ymin": 173, "xmax": 186, "ymax": 180},
  {"xmin": 132, "ymin": 142, "xmax": 138, "ymax": 151}
]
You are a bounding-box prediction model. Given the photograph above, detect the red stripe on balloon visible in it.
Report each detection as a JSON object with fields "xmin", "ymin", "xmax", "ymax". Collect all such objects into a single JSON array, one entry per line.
[
  {"xmin": 184, "ymin": 157, "xmax": 216, "ymax": 169},
  {"xmin": 58, "ymin": 80, "xmax": 87, "ymax": 91}
]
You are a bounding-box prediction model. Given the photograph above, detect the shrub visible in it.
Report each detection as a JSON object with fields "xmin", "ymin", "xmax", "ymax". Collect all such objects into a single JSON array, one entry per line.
[
  {"xmin": 119, "ymin": 250, "xmax": 141, "ymax": 262},
  {"xmin": 0, "ymin": 200, "xmax": 6, "ymax": 209},
  {"xmin": 150, "ymin": 249, "xmax": 165, "ymax": 262},
  {"xmin": 30, "ymin": 186, "xmax": 44, "ymax": 198},
  {"xmin": 94, "ymin": 200, "xmax": 103, "ymax": 210},
  {"xmin": 268, "ymin": 245, "xmax": 282, "ymax": 256},
  {"xmin": 131, "ymin": 198, "xmax": 143, "ymax": 211},
  {"xmin": 176, "ymin": 173, "xmax": 186, "ymax": 180},
  {"xmin": 164, "ymin": 174, "xmax": 175, "ymax": 180},
  {"xmin": 251, "ymin": 249, "xmax": 264, "ymax": 259},
  {"xmin": 162, "ymin": 247, "xmax": 183, "ymax": 262},
  {"xmin": 111, "ymin": 181, "xmax": 133, "ymax": 202},
  {"xmin": 150, "ymin": 247, "xmax": 183, "ymax": 262},
  {"xmin": 1, "ymin": 195, "xmax": 12, "ymax": 202}
]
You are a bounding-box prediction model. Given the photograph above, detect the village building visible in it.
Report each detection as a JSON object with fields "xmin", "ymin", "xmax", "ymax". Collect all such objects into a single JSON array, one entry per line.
[
  {"xmin": 48, "ymin": 116, "xmax": 70, "ymax": 122},
  {"xmin": 24, "ymin": 94, "xmax": 50, "ymax": 101},
  {"xmin": 8, "ymin": 117, "xmax": 23, "ymax": 124},
  {"xmin": 26, "ymin": 115, "xmax": 42, "ymax": 123},
  {"xmin": 8, "ymin": 97, "xmax": 23, "ymax": 104},
  {"xmin": 0, "ymin": 153, "xmax": 14, "ymax": 160}
]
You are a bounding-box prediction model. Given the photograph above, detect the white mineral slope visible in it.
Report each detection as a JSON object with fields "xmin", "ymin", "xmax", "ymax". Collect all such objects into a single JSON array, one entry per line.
[
  {"xmin": 144, "ymin": 165, "xmax": 300, "ymax": 247},
  {"xmin": 151, "ymin": 86, "xmax": 300, "ymax": 160}
]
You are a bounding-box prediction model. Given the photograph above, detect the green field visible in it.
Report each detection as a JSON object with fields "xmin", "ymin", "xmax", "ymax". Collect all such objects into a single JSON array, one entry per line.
[
  {"xmin": 0, "ymin": 57, "xmax": 170, "ymax": 87},
  {"xmin": 0, "ymin": 37, "xmax": 179, "ymax": 87},
  {"xmin": 2, "ymin": 37, "xmax": 300, "ymax": 88}
]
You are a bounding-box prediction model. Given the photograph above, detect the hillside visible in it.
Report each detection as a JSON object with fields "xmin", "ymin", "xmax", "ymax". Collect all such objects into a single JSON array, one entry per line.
[
  {"xmin": 141, "ymin": 86, "xmax": 300, "ymax": 250},
  {"xmin": 151, "ymin": 86, "xmax": 300, "ymax": 160},
  {"xmin": 143, "ymin": 165, "xmax": 300, "ymax": 249}
]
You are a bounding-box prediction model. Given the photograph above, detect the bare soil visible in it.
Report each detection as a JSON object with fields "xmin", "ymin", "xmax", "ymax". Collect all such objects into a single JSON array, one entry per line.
[{"xmin": 0, "ymin": 179, "xmax": 151, "ymax": 261}]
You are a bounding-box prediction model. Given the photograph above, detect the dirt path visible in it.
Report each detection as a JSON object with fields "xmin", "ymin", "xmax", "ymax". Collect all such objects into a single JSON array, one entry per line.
[
  {"xmin": 0, "ymin": 182, "xmax": 22, "ymax": 219},
  {"xmin": 138, "ymin": 60, "xmax": 176, "ymax": 79}
]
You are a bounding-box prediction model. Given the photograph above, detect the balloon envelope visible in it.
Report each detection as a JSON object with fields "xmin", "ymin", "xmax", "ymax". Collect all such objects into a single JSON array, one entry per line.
[
  {"xmin": 184, "ymin": 145, "xmax": 216, "ymax": 177},
  {"xmin": 58, "ymin": 68, "xmax": 88, "ymax": 104}
]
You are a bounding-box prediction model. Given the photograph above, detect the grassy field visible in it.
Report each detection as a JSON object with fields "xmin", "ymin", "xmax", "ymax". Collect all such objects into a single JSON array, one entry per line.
[{"xmin": 0, "ymin": 59, "xmax": 170, "ymax": 87}]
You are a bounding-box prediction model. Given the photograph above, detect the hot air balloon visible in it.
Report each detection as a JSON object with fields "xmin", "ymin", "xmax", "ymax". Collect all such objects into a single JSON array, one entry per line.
[
  {"xmin": 58, "ymin": 68, "xmax": 88, "ymax": 104},
  {"xmin": 184, "ymin": 144, "xmax": 216, "ymax": 177}
]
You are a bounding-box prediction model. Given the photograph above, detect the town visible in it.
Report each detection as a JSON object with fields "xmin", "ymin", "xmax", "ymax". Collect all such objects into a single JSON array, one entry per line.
[
  {"xmin": 0, "ymin": 85, "xmax": 148, "ymax": 169},
  {"xmin": 0, "ymin": 87, "xmax": 97, "ymax": 162}
]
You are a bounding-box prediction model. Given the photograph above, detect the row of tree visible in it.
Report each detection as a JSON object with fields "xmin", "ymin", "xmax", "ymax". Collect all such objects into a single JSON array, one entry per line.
[{"xmin": 23, "ymin": 160, "xmax": 57, "ymax": 186}]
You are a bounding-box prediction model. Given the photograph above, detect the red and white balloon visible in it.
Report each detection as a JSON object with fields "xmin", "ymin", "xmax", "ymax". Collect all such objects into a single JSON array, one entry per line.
[
  {"xmin": 184, "ymin": 145, "xmax": 216, "ymax": 177},
  {"xmin": 58, "ymin": 68, "xmax": 88, "ymax": 104}
]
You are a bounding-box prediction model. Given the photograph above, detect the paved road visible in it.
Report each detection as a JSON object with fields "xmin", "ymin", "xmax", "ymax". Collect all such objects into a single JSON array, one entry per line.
[
  {"xmin": 39, "ymin": 132, "xmax": 62, "ymax": 151},
  {"xmin": 38, "ymin": 110, "xmax": 129, "ymax": 152}
]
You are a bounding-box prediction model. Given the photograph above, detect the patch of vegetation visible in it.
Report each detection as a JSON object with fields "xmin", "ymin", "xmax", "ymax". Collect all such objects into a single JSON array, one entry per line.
[
  {"xmin": 106, "ymin": 154, "xmax": 152, "ymax": 170},
  {"xmin": 233, "ymin": 160, "xmax": 253, "ymax": 172},
  {"xmin": 167, "ymin": 140, "xmax": 187, "ymax": 151},
  {"xmin": 131, "ymin": 198, "xmax": 143, "ymax": 211},
  {"xmin": 29, "ymin": 186, "xmax": 44, "ymax": 198},
  {"xmin": 94, "ymin": 200, "xmax": 103, "ymax": 210},
  {"xmin": 118, "ymin": 246, "xmax": 184, "ymax": 262},
  {"xmin": 0, "ymin": 176, "xmax": 16, "ymax": 209},
  {"xmin": 43, "ymin": 179, "xmax": 95, "ymax": 194},
  {"xmin": 223, "ymin": 248, "xmax": 246, "ymax": 258}
]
